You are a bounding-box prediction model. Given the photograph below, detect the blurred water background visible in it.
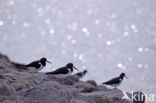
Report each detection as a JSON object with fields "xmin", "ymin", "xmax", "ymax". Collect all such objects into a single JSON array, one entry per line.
[{"xmin": 0, "ymin": 0, "xmax": 156, "ymax": 100}]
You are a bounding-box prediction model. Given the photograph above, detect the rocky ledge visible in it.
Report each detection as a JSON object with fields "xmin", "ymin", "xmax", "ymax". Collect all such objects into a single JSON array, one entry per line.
[{"xmin": 0, "ymin": 53, "xmax": 144, "ymax": 103}]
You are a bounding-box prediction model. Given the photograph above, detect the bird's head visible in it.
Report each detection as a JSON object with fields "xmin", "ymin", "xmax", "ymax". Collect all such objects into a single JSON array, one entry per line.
[
  {"xmin": 40, "ymin": 57, "xmax": 52, "ymax": 64},
  {"xmin": 83, "ymin": 70, "xmax": 88, "ymax": 74},
  {"xmin": 120, "ymin": 73, "xmax": 128, "ymax": 79},
  {"xmin": 66, "ymin": 63, "xmax": 79, "ymax": 71}
]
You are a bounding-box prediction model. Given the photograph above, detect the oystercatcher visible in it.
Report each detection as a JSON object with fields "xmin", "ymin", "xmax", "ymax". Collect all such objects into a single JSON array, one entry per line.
[
  {"xmin": 25, "ymin": 57, "xmax": 52, "ymax": 71},
  {"xmin": 74, "ymin": 70, "xmax": 88, "ymax": 79},
  {"xmin": 102, "ymin": 73, "xmax": 128, "ymax": 88},
  {"xmin": 46, "ymin": 63, "xmax": 79, "ymax": 75},
  {"xmin": 46, "ymin": 63, "xmax": 79, "ymax": 84}
]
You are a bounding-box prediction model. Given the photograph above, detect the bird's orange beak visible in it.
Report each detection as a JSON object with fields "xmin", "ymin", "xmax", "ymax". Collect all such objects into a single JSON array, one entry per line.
[
  {"xmin": 46, "ymin": 60, "xmax": 52, "ymax": 64},
  {"xmin": 125, "ymin": 75, "xmax": 128, "ymax": 79},
  {"xmin": 73, "ymin": 66, "xmax": 79, "ymax": 71}
]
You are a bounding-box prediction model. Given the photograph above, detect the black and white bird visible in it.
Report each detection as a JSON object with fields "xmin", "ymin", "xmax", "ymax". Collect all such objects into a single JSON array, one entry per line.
[
  {"xmin": 25, "ymin": 57, "xmax": 52, "ymax": 71},
  {"xmin": 102, "ymin": 73, "xmax": 128, "ymax": 88},
  {"xmin": 46, "ymin": 63, "xmax": 79, "ymax": 84},
  {"xmin": 46, "ymin": 63, "xmax": 79, "ymax": 76},
  {"xmin": 74, "ymin": 70, "xmax": 88, "ymax": 79}
]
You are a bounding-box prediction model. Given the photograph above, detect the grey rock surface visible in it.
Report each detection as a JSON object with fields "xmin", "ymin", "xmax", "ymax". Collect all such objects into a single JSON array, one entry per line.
[
  {"xmin": 0, "ymin": 82, "xmax": 23, "ymax": 103},
  {"xmin": 0, "ymin": 53, "xmax": 141, "ymax": 103}
]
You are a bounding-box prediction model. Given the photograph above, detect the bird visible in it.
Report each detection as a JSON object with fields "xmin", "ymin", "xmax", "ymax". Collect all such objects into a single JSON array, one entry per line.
[
  {"xmin": 102, "ymin": 73, "xmax": 128, "ymax": 88},
  {"xmin": 74, "ymin": 70, "xmax": 88, "ymax": 79},
  {"xmin": 24, "ymin": 57, "xmax": 52, "ymax": 71},
  {"xmin": 46, "ymin": 63, "xmax": 79, "ymax": 76},
  {"xmin": 46, "ymin": 63, "xmax": 79, "ymax": 84}
]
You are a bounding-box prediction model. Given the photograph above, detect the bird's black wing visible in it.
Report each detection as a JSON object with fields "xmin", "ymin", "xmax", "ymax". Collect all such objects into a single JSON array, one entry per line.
[
  {"xmin": 75, "ymin": 72, "xmax": 83, "ymax": 77},
  {"xmin": 102, "ymin": 77, "xmax": 120, "ymax": 85},
  {"xmin": 46, "ymin": 66, "xmax": 68, "ymax": 75},
  {"xmin": 25, "ymin": 60, "xmax": 40, "ymax": 68}
]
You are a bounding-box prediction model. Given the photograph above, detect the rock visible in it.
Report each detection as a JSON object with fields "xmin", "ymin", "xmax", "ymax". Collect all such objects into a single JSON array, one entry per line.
[
  {"xmin": 46, "ymin": 74, "xmax": 80, "ymax": 85},
  {"xmin": 69, "ymin": 99, "xmax": 89, "ymax": 103},
  {"xmin": 121, "ymin": 99, "xmax": 133, "ymax": 103},
  {"xmin": 0, "ymin": 82, "xmax": 23, "ymax": 103},
  {"xmin": 82, "ymin": 89, "xmax": 132, "ymax": 103},
  {"xmin": 0, "ymin": 53, "xmax": 10, "ymax": 62},
  {"xmin": 0, "ymin": 53, "xmax": 145, "ymax": 103},
  {"xmin": 0, "ymin": 74, "xmax": 5, "ymax": 79},
  {"xmin": 3, "ymin": 72, "xmax": 21, "ymax": 83},
  {"xmin": 86, "ymin": 80, "xmax": 97, "ymax": 86},
  {"xmin": 95, "ymin": 85, "xmax": 110, "ymax": 91},
  {"xmin": 11, "ymin": 62, "xmax": 25, "ymax": 69},
  {"xmin": 0, "ymin": 59, "xmax": 15, "ymax": 73},
  {"xmin": 0, "ymin": 82, "xmax": 16, "ymax": 97},
  {"xmin": 74, "ymin": 82, "xmax": 96, "ymax": 93},
  {"xmin": 20, "ymin": 81, "xmax": 94, "ymax": 103},
  {"xmin": 64, "ymin": 75, "xmax": 80, "ymax": 85},
  {"xmin": 12, "ymin": 73, "xmax": 49, "ymax": 91},
  {"xmin": 0, "ymin": 53, "xmax": 28, "ymax": 73}
]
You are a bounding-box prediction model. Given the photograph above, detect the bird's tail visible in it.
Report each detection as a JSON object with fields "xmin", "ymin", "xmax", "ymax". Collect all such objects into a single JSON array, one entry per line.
[
  {"xmin": 102, "ymin": 82, "xmax": 108, "ymax": 85},
  {"xmin": 102, "ymin": 82, "xmax": 105, "ymax": 85},
  {"xmin": 24, "ymin": 64, "xmax": 30, "ymax": 67}
]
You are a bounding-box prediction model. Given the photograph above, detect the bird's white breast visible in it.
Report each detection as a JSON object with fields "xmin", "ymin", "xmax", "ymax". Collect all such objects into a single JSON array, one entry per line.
[
  {"xmin": 56, "ymin": 68, "xmax": 72, "ymax": 78},
  {"xmin": 67, "ymin": 68, "xmax": 72, "ymax": 75},
  {"xmin": 38, "ymin": 62, "xmax": 45, "ymax": 71}
]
